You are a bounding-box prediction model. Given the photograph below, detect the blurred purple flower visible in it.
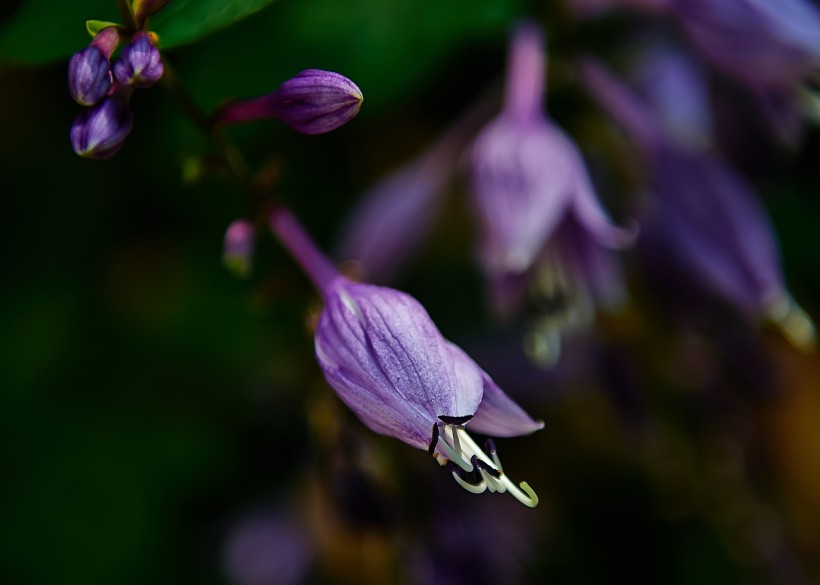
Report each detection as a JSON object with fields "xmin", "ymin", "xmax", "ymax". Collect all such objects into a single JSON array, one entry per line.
[
  {"xmin": 580, "ymin": 58, "xmax": 816, "ymax": 348},
  {"xmin": 668, "ymin": 0, "xmax": 820, "ymax": 90},
  {"xmin": 268, "ymin": 207, "xmax": 543, "ymax": 505},
  {"xmin": 467, "ymin": 22, "xmax": 635, "ymax": 366},
  {"xmin": 223, "ymin": 219, "xmax": 256, "ymax": 278},
  {"xmin": 113, "ymin": 31, "xmax": 163, "ymax": 89},
  {"xmin": 70, "ymin": 94, "xmax": 133, "ymax": 159},
  {"xmin": 217, "ymin": 69, "xmax": 363, "ymax": 135},
  {"xmin": 336, "ymin": 151, "xmax": 450, "ymax": 283},
  {"xmin": 222, "ymin": 507, "xmax": 313, "ymax": 585}
]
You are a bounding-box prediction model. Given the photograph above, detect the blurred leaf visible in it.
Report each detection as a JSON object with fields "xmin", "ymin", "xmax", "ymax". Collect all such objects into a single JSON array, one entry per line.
[
  {"xmin": 150, "ymin": 0, "xmax": 277, "ymax": 48},
  {"xmin": 0, "ymin": 0, "xmax": 278, "ymax": 64}
]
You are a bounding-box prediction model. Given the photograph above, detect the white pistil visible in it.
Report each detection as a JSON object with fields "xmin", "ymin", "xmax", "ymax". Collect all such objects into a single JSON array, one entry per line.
[{"xmin": 435, "ymin": 423, "xmax": 539, "ymax": 508}]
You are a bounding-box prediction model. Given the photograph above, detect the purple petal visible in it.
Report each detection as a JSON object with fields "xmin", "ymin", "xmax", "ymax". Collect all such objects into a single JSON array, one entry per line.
[
  {"xmin": 651, "ymin": 148, "xmax": 785, "ymax": 312},
  {"xmin": 671, "ymin": 0, "xmax": 820, "ymax": 88},
  {"xmin": 567, "ymin": 142, "xmax": 638, "ymax": 250},
  {"xmin": 467, "ymin": 369, "xmax": 544, "ymax": 437},
  {"xmin": 633, "ymin": 46, "xmax": 713, "ymax": 148},
  {"xmin": 337, "ymin": 154, "xmax": 449, "ymax": 283},
  {"xmin": 469, "ymin": 116, "xmax": 576, "ymax": 275}
]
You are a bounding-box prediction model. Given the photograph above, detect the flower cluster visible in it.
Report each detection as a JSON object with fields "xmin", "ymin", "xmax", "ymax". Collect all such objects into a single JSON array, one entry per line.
[{"xmin": 69, "ymin": 26, "xmax": 163, "ymax": 159}]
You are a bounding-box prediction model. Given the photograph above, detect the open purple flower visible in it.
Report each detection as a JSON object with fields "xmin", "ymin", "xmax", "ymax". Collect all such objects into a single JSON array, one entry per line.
[
  {"xmin": 216, "ymin": 70, "xmax": 363, "ymax": 135},
  {"xmin": 467, "ymin": 22, "xmax": 635, "ymax": 366},
  {"xmin": 269, "ymin": 207, "xmax": 543, "ymax": 506}
]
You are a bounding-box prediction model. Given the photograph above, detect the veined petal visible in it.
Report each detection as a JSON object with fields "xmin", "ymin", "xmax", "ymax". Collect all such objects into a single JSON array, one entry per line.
[
  {"xmin": 315, "ymin": 278, "xmax": 484, "ymax": 450},
  {"xmin": 568, "ymin": 140, "xmax": 638, "ymax": 250},
  {"xmin": 468, "ymin": 369, "xmax": 545, "ymax": 437}
]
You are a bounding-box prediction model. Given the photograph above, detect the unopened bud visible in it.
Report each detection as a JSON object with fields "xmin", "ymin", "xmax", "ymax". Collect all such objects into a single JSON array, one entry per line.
[
  {"xmin": 114, "ymin": 32, "xmax": 163, "ymax": 88},
  {"xmin": 223, "ymin": 220, "xmax": 256, "ymax": 278},
  {"xmin": 70, "ymin": 95, "xmax": 133, "ymax": 159},
  {"xmin": 216, "ymin": 70, "xmax": 363, "ymax": 135},
  {"xmin": 68, "ymin": 46, "xmax": 112, "ymax": 106}
]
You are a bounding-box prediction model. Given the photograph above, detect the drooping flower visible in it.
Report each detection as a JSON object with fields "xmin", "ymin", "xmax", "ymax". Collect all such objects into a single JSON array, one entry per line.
[
  {"xmin": 216, "ymin": 70, "xmax": 363, "ymax": 135},
  {"xmin": 70, "ymin": 94, "xmax": 133, "ymax": 159},
  {"xmin": 579, "ymin": 57, "xmax": 816, "ymax": 348},
  {"xmin": 113, "ymin": 31, "xmax": 163, "ymax": 88},
  {"xmin": 467, "ymin": 22, "xmax": 635, "ymax": 366},
  {"xmin": 268, "ymin": 206, "xmax": 544, "ymax": 506}
]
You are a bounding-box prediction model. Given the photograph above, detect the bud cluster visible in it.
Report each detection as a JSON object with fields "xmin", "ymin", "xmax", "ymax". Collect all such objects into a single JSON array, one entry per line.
[{"xmin": 69, "ymin": 28, "xmax": 163, "ymax": 159}]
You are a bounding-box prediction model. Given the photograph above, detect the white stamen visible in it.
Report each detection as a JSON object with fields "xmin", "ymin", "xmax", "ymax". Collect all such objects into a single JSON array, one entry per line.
[{"xmin": 435, "ymin": 422, "xmax": 539, "ymax": 507}]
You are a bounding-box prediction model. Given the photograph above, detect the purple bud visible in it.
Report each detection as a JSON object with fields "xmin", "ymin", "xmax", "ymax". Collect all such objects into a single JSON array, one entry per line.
[
  {"xmin": 113, "ymin": 32, "xmax": 163, "ymax": 88},
  {"xmin": 70, "ymin": 96, "xmax": 133, "ymax": 159},
  {"xmin": 68, "ymin": 46, "xmax": 113, "ymax": 106},
  {"xmin": 218, "ymin": 70, "xmax": 363, "ymax": 135},
  {"xmin": 223, "ymin": 220, "xmax": 256, "ymax": 278}
]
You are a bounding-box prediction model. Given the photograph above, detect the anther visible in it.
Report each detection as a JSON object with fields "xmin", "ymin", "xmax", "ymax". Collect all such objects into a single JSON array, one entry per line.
[
  {"xmin": 427, "ymin": 422, "xmax": 440, "ymax": 456},
  {"xmin": 438, "ymin": 414, "xmax": 473, "ymax": 425},
  {"xmin": 471, "ymin": 454, "xmax": 502, "ymax": 478}
]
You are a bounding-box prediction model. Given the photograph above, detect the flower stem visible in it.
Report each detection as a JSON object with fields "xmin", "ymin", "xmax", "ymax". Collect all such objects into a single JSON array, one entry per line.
[{"xmin": 268, "ymin": 205, "xmax": 340, "ymax": 295}]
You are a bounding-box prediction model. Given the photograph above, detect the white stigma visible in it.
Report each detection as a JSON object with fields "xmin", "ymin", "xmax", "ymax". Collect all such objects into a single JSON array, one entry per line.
[{"xmin": 433, "ymin": 422, "xmax": 539, "ymax": 508}]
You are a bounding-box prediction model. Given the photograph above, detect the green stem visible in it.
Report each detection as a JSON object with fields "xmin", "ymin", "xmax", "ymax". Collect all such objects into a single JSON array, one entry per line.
[
  {"xmin": 160, "ymin": 57, "xmax": 252, "ymax": 187},
  {"xmin": 115, "ymin": 0, "xmax": 138, "ymax": 32}
]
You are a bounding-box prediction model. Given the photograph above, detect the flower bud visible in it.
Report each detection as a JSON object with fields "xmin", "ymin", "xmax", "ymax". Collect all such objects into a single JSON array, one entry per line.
[
  {"xmin": 223, "ymin": 220, "xmax": 256, "ymax": 278},
  {"xmin": 70, "ymin": 96, "xmax": 133, "ymax": 159},
  {"xmin": 271, "ymin": 69, "xmax": 362, "ymax": 134},
  {"xmin": 113, "ymin": 32, "xmax": 163, "ymax": 88},
  {"xmin": 217, "ymin": 70, "xmax": 363, "ymax": 135},
  {"xmin": 68, "ymin": 45, "xmax": 113, "ymax": 106}
]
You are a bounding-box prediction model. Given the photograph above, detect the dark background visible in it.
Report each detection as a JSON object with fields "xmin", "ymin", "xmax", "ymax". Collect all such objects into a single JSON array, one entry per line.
[{"xmin": 2, "ymin": 1, "xmax": 820, "ymax": 583}]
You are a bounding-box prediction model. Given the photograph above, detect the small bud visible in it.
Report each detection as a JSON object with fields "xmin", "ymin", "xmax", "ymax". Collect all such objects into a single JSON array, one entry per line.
[
  {"xmin": 114, "ymin": 32, "xmax": 163, "ymax": 88},
  {"xmin": 68, "ymin": 45, "xmax": 113, "ymax": 106},
  {"xmin": 216, "ymin": 70, "xmax": 363, "ymax": 135},
  {"xmin": 223, "ymin": 220, "xmax": 256, "ymax": 278},
  {"xmin": 70, "ymin": 95, "xmax": 133, "ymax": 159}
]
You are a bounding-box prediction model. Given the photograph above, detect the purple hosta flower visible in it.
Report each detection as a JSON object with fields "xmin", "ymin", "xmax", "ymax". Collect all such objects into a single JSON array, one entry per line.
[
  {"xmin": 217, "ymin": 70, "xmax": 363, "ymax": 135},
  {"xmin": 113, "ymin": 31, "xmax": 163, "ymax": 89},
  {"xmin": 467, "ymin": 22, "xmax": 635, "ymax": 367},
  {"xmin": 67, "ymin": 27, "xmax": 119, "ymax": 106},
  {"xmin": 668, "ymin": 0, "xmax": 820, "ymax": 90},
  {"xmin": 268, "ymin": 207, "xmax": 543, "ymax": 505},
  {"xmin": 223, "ymin": 220, "xmax": 256, "ymax": 278},
  {"xmin": 70, "ymin": 94, "xmax": 133, "ymax": 159},
  {"xmin": 580, "ymin": 58, "xmax": 816, "ymax": 348}
]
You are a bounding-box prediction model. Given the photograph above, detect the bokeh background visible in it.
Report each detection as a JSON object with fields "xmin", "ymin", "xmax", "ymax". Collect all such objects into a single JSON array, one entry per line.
[{"xmin": 2, "ymin": 1, "xmax": 820, "ymax": 584}]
